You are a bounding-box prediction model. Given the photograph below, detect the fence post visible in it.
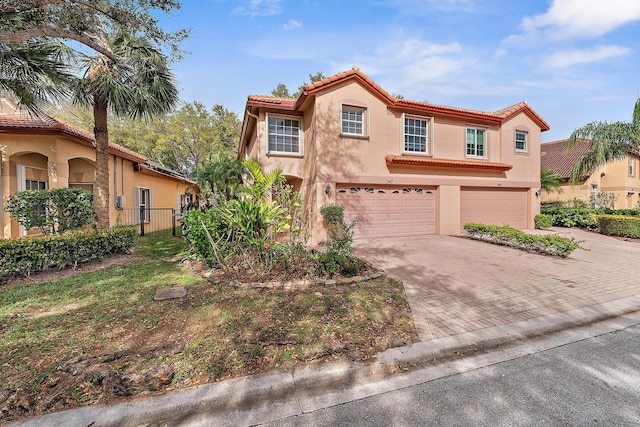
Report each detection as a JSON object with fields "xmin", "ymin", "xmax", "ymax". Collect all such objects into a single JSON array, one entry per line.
[
  {"xmin": 172, "ymin": 208, "xmax": 176, "ymax": 237},
  {"xmin": 140, "ymin": 206, "xmax": 145, "ymax": 237}
]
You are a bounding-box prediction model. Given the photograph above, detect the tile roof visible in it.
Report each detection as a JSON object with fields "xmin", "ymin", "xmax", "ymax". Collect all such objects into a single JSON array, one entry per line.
[
  {"xmin": 244, "ymin": 67, "xmax": 550, "ymax": 130},
  {"xmin": 0, "ymin": 98, "xmax": 148, "ymax": 162},
  {"xmin": 0, "ymin": 98, "xmax": 192, "ymax": 183},
  {"xmin": 385, "ymin": 154, "xmax": 513, "ymax": 171},
  {"xmin": 540, "ymin": 139, "xmax": 593, "ymax": 179}
]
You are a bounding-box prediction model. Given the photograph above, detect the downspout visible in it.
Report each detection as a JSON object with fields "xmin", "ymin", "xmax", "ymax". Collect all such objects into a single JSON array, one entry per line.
[{"xmin": 246, "ymin": 107, "xmax": 261, "ymax": 160}]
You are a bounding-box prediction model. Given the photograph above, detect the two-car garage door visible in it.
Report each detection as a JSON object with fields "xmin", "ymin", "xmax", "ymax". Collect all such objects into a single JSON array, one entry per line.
[{"xmin": 336, "ymin": 185, "xmax": 436, "ymax": 239}]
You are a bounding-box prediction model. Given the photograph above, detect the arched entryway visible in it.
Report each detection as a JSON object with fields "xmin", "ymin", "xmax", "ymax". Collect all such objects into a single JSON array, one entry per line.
[{"xmin": 68, "ymin": 157, "xmax": 96, "ymax": 192}]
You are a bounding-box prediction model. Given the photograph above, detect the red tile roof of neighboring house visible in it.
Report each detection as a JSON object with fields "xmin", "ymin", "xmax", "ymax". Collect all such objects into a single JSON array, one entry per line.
[
  {"xmin": 540, "ymin": 139, "xmax": 593, "ymax": 180},
  {"xmin": 244, "ymin": 67, "xmax": 550, "ymax": 130},
  {"xmin": 385, "ymin": 154, "xmax": 513, "ymax": 171},
  {"xmin": 0, "ymin": 98, "xmax": 193, "ymax": 183}
]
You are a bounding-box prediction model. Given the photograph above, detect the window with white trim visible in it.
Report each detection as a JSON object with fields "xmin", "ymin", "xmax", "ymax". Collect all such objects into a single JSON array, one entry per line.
[
  {"xmin": 403, "ymin": 116, "xmax": 429, "ymax": 154},
  {"xmin": 515, "ymin": 131, "xmax": 527, "ymax": 152},
  {"xmin": 629, "ymin": 157, "xmax": 635, "ymax": 177},
  {"xmin": 267, "ymin": 114, "xmax": 302, "ymax": 155},
  {"xmin": 341, "ymin": 106, "xmax": 365, "ymax": 136},
  {"xmin": 134, "ymin": 187, "xmax": 152, "ymax": 224},
  {"xmin": 466, "ymin": 127, "xmax": 486, "ymax": 158}
]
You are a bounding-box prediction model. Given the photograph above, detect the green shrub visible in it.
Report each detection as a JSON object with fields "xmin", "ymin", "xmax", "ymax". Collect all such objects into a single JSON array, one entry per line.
[
  {"xmin": 534, "ymin": 214, "xmax": 553, "ymax": 229},
  {"xmin": 317, "ymin": 204, "xmax": 361, "ymax": 277},
  {"xmin": 540, "ymin": 208, "xmax": 602, "ymax": 229},
  {"xmin": 0, "ymin": 226, "xmax": 137, "ymax": 281},
  {"xmin": 4, "ymin": 188, "xmax": 94, "ymax": 235},
  {"xmin": 463, "ymin": 223, "xmax": 584, "ymax": 258},
  {"xmin": 596, "ymin": 215, "xmax": 640, "ymax": 238}
]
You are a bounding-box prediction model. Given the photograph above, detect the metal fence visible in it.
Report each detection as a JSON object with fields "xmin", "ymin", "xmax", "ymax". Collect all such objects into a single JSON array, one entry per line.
[{"xmin": 117, "ymin": 208, "xmax": 177, "ymax": 237}]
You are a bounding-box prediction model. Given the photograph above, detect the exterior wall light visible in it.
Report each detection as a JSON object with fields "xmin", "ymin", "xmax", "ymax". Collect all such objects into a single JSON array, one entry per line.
[{"xmin": 325, "ymin": 185, "xmax": 331, "ymax": 195}]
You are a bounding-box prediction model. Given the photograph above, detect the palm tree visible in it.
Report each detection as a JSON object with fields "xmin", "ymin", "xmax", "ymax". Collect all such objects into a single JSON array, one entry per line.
[
  {"xmin": 0, "ymin": 40, "xmax": 74, "ymax": 114},
  {"xmin": 568, "ymin": 97, "xmax": 640, "ymax": 183},
  {"xmin": 540, "ymin": 169, "xmax": 563, "ymax": 194},
  {"xmin": 242, "ymin": 158, "xmax": 286, "ymax": 201},
  {"xmin": 196, "ymin": 154, "xmax": 246, "ymax": 203},
  {"xmin": 71, "ymin": 31, "xmax": 179, "ymax": 228}
]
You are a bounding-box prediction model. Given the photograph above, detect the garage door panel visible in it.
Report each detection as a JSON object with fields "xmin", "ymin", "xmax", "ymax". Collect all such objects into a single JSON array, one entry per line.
[
  {"xmin": 460, "ymin": 188, "xmax": 527, "ymax": 229},
  {"xmin": 337, "ymin": 185, "xmax": 436, "ymax": 239}
]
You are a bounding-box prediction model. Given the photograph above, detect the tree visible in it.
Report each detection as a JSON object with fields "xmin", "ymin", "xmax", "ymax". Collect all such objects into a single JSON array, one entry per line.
[
  {"xmin": 271, "ymin": 83, "xmax": 291, "ymax": 97},
  {"xmin": 568, "ymin": 97, "xmax": 640, "ymax": 183},
  {"xmin": 2, "ymin": 2, "xmax": 186, "ymax": 229},
  {"xmin": 0, "ymin": 40, "xmax": 74, "ymax": 113},
  {"xmin": 540, "ymin": 169, "xmax": 562, "ymax": 194},
  {"xmin": 0, "ymin": 1, "xmax": 187, "ymax": 62},
  {"xmin": 74, "ymin": 31, "xmax": 178, "ymax": 228}
]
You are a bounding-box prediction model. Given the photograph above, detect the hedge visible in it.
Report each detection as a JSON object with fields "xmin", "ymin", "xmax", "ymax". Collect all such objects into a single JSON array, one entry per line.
[
  {"xmin": 463, "ymin": 223, "xmax": 584, "ymax": 258},
  {"xmin": 0, "ymin": 225, "xmax": 137, "ymax": 282},
  {"xmin": 596, "ymin": 215, "xmax": 640, "ymax": 239},
  {"xmin": 534, "ymin": 214, "xmax": 553, "ymax": 229},
  {"xmin": 540, "ymin": 208, "xmax": 640, "ymax": 230}
]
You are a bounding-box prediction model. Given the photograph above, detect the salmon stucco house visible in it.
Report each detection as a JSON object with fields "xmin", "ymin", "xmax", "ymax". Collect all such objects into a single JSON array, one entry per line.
[
  {"xmin": 0, "ymin": 98, "xmax": 197, "ymax": 239},
  {"xmin": 541, "ymin": 139, "xmax": 640, "ymax": 209},
  {"xmin": 238, "ymin": 67, "xmax": 549, "ymax": 244}
]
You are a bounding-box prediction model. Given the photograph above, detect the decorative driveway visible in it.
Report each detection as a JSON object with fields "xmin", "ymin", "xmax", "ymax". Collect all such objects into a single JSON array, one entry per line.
[{"xmin": 356, "ymin": 228, "xmax": 640, "ymax": 341}]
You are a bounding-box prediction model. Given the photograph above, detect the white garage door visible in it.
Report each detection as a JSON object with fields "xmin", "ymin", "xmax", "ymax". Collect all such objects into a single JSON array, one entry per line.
[
  {"xmin": 460, "ymin": 187, "xmax": 528, "ymax": 229},
  {"xmin": 336, "ymin": 185, "xmax": 436, "ymax": 239}
]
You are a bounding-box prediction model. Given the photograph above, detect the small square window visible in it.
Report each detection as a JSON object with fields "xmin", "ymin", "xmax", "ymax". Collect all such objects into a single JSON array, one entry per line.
[
  {"xmin": 515, "ymin": 131, "xmax": 527, "ymax": 152},
  {"xmin": 341, "ymin": 106, "xmax": 365, "ymax": 136},
  {"xmin": 404, "ymin": 116, "xmax": 429, "ymax": 154}
]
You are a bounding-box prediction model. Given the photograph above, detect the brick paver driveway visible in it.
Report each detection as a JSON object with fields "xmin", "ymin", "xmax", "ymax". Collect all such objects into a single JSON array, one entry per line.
[{"xmin": 356, "ymin": 228, "xmax": 640, "ymax": 341}]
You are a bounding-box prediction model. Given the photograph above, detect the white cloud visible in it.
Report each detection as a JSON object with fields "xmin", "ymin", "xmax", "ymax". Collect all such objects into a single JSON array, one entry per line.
[
  {"xmin": 233, "ymin": 0, "xmax": 282, "ymax": 17},
  {"xmin": 542, "ymin": 45, "xmax": 632, "ymax": 69},
  {"xmin": 283, "ymin": 19, "xmax": 303, "ymax": 31},
  {"xmin": 520, "ymin": 0, "xmax": 640, "ymax": 40}
]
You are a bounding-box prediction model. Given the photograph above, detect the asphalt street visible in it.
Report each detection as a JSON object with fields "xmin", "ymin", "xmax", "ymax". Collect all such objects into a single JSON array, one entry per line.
[{"xmin": 263, "ymin": 324, "xmax": 640, "ymax": 427}]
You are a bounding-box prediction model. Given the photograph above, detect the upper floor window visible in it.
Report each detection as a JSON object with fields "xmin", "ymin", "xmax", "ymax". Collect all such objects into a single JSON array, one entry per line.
[
  {"xmin": 341, "ymin": 105, "xmax": 366, "ymax": 136},
  {"xmin": 515, "ymin": 131, "xmax": 527, "ymax": 152},
  {"xmin": 403, "ymin": 116, "xmax": 429, "ymax": 154},
  {"xmin": 267, "ymin": 114, "xmax": 302, "ymax": 155},
  {"xmin": 630, "ymin": 157, "xmax": 635, "ymax": 177},
  {"xmin": 466, "ymin": 127, "xmax": 486, "ymax": 158}
]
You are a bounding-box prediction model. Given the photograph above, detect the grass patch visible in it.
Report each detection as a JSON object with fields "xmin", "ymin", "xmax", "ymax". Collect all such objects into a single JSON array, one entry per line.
[{"xmin": 0, "ymin": 237, "xmax": 417, "ymax": 423}]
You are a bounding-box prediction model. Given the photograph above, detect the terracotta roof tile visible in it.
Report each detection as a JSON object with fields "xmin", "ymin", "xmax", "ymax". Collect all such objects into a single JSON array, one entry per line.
[
  {"xmin": 540, "ymin": 139, "xmax": 592, "ymax": 179},
  {"xmin": 385, "ymin": 154, "xmax": 513, "ymax": 171}
]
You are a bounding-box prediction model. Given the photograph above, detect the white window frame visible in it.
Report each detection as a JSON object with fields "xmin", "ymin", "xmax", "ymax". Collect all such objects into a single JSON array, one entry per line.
[
  {"xmin": 515, "ymin": 130, "xmax": 528, "ymax": 153},
  {"xmin": 134, "ymin": 186, "xmax": 153, "ymax": 224},
  {"xmin": 265, "ymin": 113, "xmax": 303, "ymax": 156},
  {"xmin": 402, "ymin": 114, "xmax": 432, "ymax": 156},
  {"xmin": 340, "ymin": 104, "xmax": 368, "ymax": 137},
  {"xmin": 466, "ymin": 127, "xmax": 487, "ymax": 159}
]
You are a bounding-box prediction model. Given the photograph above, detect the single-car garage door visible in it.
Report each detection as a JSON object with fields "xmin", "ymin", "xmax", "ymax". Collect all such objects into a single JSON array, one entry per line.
[
  {"xmin": 460, "ymin": 187, "xmax": 528, "ymax": 229},
  {"xmin": 336, "ymin": 185, "xmax": 436, "ymax": 239}
]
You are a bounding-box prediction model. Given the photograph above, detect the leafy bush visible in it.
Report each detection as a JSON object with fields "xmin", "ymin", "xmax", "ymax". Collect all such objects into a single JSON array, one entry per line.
[
  {"xmin": 4, "ymin": 188, "xmax": 94, "ymax": 235},
  {"xmin": 463, "ymin": 223, "xmax": 584, "ymax": 258},
  {"xmin": 541, "ymin": 199, "xmax": 589, "ymax": 210},
  {"xmin": 0, "ymin": 225, "xmax": 136, "ymax": 281},
  {"xmin": 540, "ymin": 208, "xmax": 602, "ymax": 229},
  {"xmin": 596, "ymin": 215, "xmax": 640, "ymax": 238},
  {"xmin": 534, "ymin": 214, "xmax": 553, "ymax": 229},
  {"xmin": 317, "ymin": 204, "xmax": 359, "ymax": 277}
]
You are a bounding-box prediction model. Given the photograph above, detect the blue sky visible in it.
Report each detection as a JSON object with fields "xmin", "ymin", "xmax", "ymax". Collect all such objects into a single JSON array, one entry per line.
[{"xmin": 164, "ymin": 0, "xmax": 640, "ymax": 142}]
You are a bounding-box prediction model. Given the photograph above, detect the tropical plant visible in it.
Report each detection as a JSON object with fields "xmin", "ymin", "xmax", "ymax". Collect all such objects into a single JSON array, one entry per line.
[
  {"xmin": 568, "ymin": 97, "xmax": 640, "ymax": 183},
  {"xmin": 68, "ymin": 30, "xmax": 179, "ymax": 229},
  {"xmin": 196, "ymin": 154, "xmax": 246, "ymax": 203},
  {"xmin": 540, "ymin": 169, "xmax": 562, "ymax": 194},
  {"xmin": 0, "ymin": 40, "xmax": 73, "ymax": 113},
  {"xmin": 242, "ymin": 158, "xmax": 286, "ymax": 201}
]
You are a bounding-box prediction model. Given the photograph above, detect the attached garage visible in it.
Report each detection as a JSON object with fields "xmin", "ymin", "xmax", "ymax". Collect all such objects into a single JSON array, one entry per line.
[
  {"xmin": 460, "ymin": 187, "xmax": 528, "ymax": 229},
  {"xmin": 336, "ymin": 184, "xmax": 436, "ymax": 239}
]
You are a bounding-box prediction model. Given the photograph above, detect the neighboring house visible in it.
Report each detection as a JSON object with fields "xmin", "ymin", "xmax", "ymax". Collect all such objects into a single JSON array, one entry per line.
[
  {"xmin": 0, "ymin": 98, "xmax": 197, "ymax": 239},
  {"xmin": 238, "ymin": 67, "xmax": 549, "ymax": 244},
  {"xmin": 541, "ymin": 139, "xmax": 640, "ymax": 209}
]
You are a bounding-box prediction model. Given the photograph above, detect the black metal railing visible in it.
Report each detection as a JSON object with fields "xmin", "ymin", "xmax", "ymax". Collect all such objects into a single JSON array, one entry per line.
[{"xmin": 117, "ymin": 208, "xmax": 177, "ymax": 237}]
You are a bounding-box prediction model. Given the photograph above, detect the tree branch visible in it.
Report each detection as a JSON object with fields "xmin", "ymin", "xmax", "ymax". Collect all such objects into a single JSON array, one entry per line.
[{"xmin": 0, "ymin": 28, "xmax": 118, "ymax": 62}]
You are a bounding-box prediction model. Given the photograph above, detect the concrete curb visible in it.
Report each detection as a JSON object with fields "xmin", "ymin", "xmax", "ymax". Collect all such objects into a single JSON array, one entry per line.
[{"xmin": 13, "ymin": 294, "xmax": 640, "ymax": 427}]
